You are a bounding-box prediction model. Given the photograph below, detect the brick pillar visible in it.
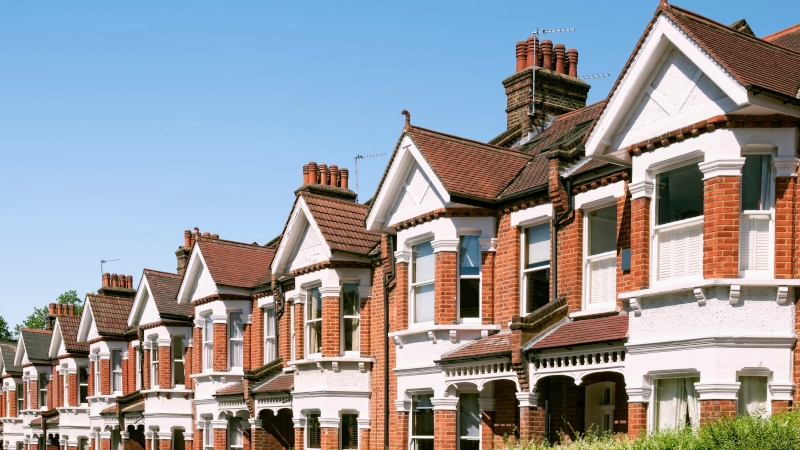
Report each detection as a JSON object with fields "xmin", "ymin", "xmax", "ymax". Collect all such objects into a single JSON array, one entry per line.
[
  {"xmin": 251, "ymin": 299, "xmax": 264, "ymax": 369},
  {"xmin": 213, "ymin": 429, "xmax": 226, "ymax": 449},
  {"xmin": 388, "ymin": 411, "xmax": 408, "ymax": 450},
  {"xmin": 102, "ymin": 437, "xmax": 111, "ymax": 450},
  {"xmin": 700, "ymin": 399, "xmax": 737, "ymax": 423},
  {"xmin": 321, "ymin": 293, "xmax": 340, "ymax": 357},
  {"xmin": 158, "ymin": 345, "xmax": 171, "ymax": 388},
  {"xmin": 294, "ymin": 303, "xmax": 305, "ymax": 361},
  {"xmin": 251, "ymin": 427, "xmax": 264, "ymax": 449},
  {"xmin": 294, "ymin": 427, "xmax": 305, "ymax": 450},
  {"xmin": 159, "ymin": 439, "xmax": 170, "ymax": 450},
  {"xmin": 89, "ymin": 360, "xmax": 95, "ymax": 397},
  {"xmin": 773, "ymin": 400, "xmax": 792, "ymax": 414},
  {"xmin": 481, "ymin": 250, "xmax": 495, "ymax": 324},
  {"xmin": 279, "ymin": 301, "xmax": 291, "ymax": 365},
  {"xmin": 558, "ymin": 208, "xmax": 584, "ymax": 313},
  {"xmin": 184, "ymin": 341, "xmax": 193, "ymax": 390},
  {"xmin": 434, "ymin": 251, "xmax": 457, "ymax": 324},
  {"xmin": 359, "ymin": 428, "xmax": 370, "ymax": 450},
  {"xmin": 50, "ymin": 367, "xmax": 58, "ymax": 409},
  {"xmin": 433, "ymin": 408, "xmax": 457, "ymax": 450},
  {"xmin": 213, "ymin": 323, "xmax": 228, "ymax": 372},
  {"xmin": 30, "ymin": 378, "xmax": 38, "ymax": 410},
  {"xmin": 360, "ymin": 295, "xmax": 371, "ymax": 356},
  {"xmin": 100, "ymin": 357, "xmax": 111, "ymax": 395},
  {"xmin": 8, "ymin": 383, "xmax": 16, "ymax": 417},
  {"xmin": 145, "ymin": 439, "xmax": 151, "ymax": 450},
  {"xmin": 774, "ymin": 175, "xmax": 797, "ymax": 279},
  {"xmin": 30, "ymin": 442, "xmax": 38, "ymax": 450},
  {"xmin": 517, "ymin": 391, "xmax": 542, "ymax": 444},
  {"xmin": 703, "ymin": 176, "xmax": 741, "ymax": 278},
  {"xmin": 143, "ymin": 349, "xmax": 151, "ymax": 390},
  {"xmin": 320, "ymin": 427, "xmax": 338, "ymax": 450},
  {"xmin": 184, "ymin": 437, "xmax": 192, "ymax": 450},
  {"xmin": 494, "ymin": 212, "xmax": 520, "ymax": 326},
  {"xmin": 193, "ymin": 326, "xmax": 202, "ymax": 375},
  {"xmin": 627, "ymin": 402, "xmax": 647, "ymax": 437},
  {"xmin": 481, "ymin": 408, "xmax": 495, "ymax": 450},
  {"xmin": 68, "ymin": 372, "xmax": 78, "ymax": 406},
  {"xmin": 391, "ymin": 261, "xmax": 409, "ymax": 331},
  {"xmin": 243, "ymin": 316, "xmax": 252, "ymax": 372},
  {"xmin": 628, "ymin": 196, "xmax": 651, "ymax": 291}
]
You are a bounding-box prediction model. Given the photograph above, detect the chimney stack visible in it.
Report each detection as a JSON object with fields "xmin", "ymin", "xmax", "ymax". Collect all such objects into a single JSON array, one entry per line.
[{"xmin": 177, "ymin": 229, "xmax": 193, "ymax": 275}]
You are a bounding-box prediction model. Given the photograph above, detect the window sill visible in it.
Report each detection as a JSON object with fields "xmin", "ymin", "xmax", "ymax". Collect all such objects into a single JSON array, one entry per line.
[
  {"xmin": 56, "ymin": 406, "xmax": 90, "ymax": 413},
  {"xmin": 570, "ymin": 306, "xmax": 620, "ymax": 319},
  {"xmin": 289, "ymin": 356, "xmax": 374, "ymax": 373},
  {"xmin": 0, "ymin": 417, "xmax": 23, "ymax": 423},
  {"xmin": 87, "ymin": 395, "xmax": 120, "ymax": 402},
  {"xmin": 619, "ymin": 278, "xmax": 800, "ymax": 300},
  {"xmin": 388, "ymin": 324, "xmax": 500, "ymax": 339},
  {"xmin": 141, "ymin": 388, "xmax": 193, "ymax": 395},
  {"xmin": 189, "ymin": 371, "xmax": 245, "ymax": 380}
]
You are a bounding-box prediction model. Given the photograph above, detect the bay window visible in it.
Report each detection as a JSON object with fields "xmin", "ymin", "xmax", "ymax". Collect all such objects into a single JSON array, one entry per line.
[
  {"xmin": 93, "ymin": 356, "xmax": 100, "ymax": 396},
  {"xmin": 38, "ymin": 372, "xmax": 47, "ymax": 408},
  {"xmin": 172, "ymin": 430, "xmax": 185, "ymax": 450},
  {"xmin": 411, "ymin": 394, "xmax": 434, "ymax": 450},
  {"xmin": 135, "ymin": 347, "xmax": 142, "ymax": 390},
  {"xmin": 307, "ymin": 413, "xmax": 321, "ymax": 449},
  {"xmin": 306, "ymin": 287, "xmax": 322, "ymax": 357},
  {"xmin": 458, "ymin": 235, "xmax": 481, "ymax": 322},
  {"xmin": 738, "ymin": 376, "xmax": 768, "ymax": 417},
  {"xmin": 740, "ymin": 154, "xmax": 773, "ymax": 275},
  {"xmin": 341, "ymin": 414, "xmax": 359, "ymax": 449},
  {"xmin": 410, "ymin": 241, "xmax": 435, "ymax": 324},
  {"xmin": 203, "ymin": 417, "xmax": 213, "ymax": 450},
  {"xmin": 264, "ymin": 306, "xmax": 276, "ymax": 363},
  {"xmin": 229, "ymin": 312, "xmax": 243, "ymax": 370},
  {"xmin": 78, "ymin": 365, "xmax": 88, "ymax": 404},
  {"xmin": 202, "ymin": 314, "xmax": 213, "ymax": 372},
  {"xmin": 655, "ymin": 377, "xmax": 699, "ymax": 430},
  {"xmin": 342, "ymin": 284, "xmax": 360, "ymax": 354},
  {"xmin": 522, "ymin": 223, "xmax": 550, "ymax": 315},
  {"xmin": 585, "ymin": 204, "xmax": 617, "ymax": 309},
  {"xmin": 172, "ymin": 336, "xmax": 185, "ymax": 387},
  {"xmin": 16, "ymin": 384, "xmax": 22, "ymax": 415},
  {"xmin": 459, "ymin": 394, "xmax": 480, "ymax": 450},
  {"xmin": 150, "ymin": 341, "xmax": 159, "ymax": 388},
  {"xmin": 654, "ymin": 164, "xmax": 704, "ymax": 282},
  {"xmin": 228, "ymin": 417, "xmax": 243, "ymax": 449},
  {"xmin": 111, "ymin": 350, "xmax": 122, "ymax": 394}
]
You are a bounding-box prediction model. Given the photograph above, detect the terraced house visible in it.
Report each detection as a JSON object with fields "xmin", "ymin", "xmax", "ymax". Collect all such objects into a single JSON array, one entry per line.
[{"xmin": 2, "ymin": 1, "xmax": 800, "ymax": 449}]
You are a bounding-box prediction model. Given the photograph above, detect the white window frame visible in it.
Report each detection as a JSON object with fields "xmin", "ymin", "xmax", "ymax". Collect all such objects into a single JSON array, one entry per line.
[
  {"xmin": 202, "ymin": 417, "xmax": 213, "ymax": 450},
  {"xmin": 648, "ymin": 373, "xmax": 701, "ymax": 431},
  {"xmin": 172, "ymin": 335, "xmax": 185, "ymax": 388},
  {"xmin": 409, "ymin": 393, "xmax": 434, "ymax": 449},
  {"xmin": 409, "ymin": 239, "xmax": 435, "ymax": 326},
  {"xmin": 341, "ymin": 283, "xmax": 361, "ymax": 356},
  {"xmin": 582, "ymin": 202, "xmax": 618, "ymax": 311},
  {"xmin": 457, "ymin": 234, "xmax": 482, "ymax": 324},
  {"xmin": 737, "ymin": 369, "xmax": 772, "ymax": 417},
  {"xmin": 202, "ymin": 314, "xmax": 213, "ymax": 372},
  {"xmin": 38, "ymin": 372, "xmax": 47, "ymax": 409},
  {"xmin": 16, "ymin": 384, "xmax": 23, "ymax": 415},
  {"xmin": 228, "ymin": 416, "xmax": 243, "ymax": 449},
  {"xmin": 150, "ymin": 339, "xmax": 159, "ymax": 389},
  {"xmin": 520, "ymin": 220, "xmax": 551, "ymax": 316},
  {"xmin": 63, "ymin": 368, "xmax": 69, "ymax": 407},
  {"xmin": 78, "ymin": 365, "xmax": 89, "ymax": 405},
  {"xmin": 134, "ymin": 346, "xmax": 142, "ymax": 390},
  {"xmin": 305, "ymin": 286, "xmax": 323, "ymax": 359},
  {"xmin": 228, "ymin": 311, "xmax": 244, "ymax": 371},
  {"xmin": 340, "ymin": 413, "xmax": 359, "ymax": 449},
  {"xmin": 306, "ymin": 412, "xmax": 321, "ymax": 450},
  {"xmin": 111, "ymin": 349, "xmax": 123, "ymax": 394},
  {"xmin": 4, "ymin": 385, "xmax": 9, "ymax": 416},
  {"xmin": 739, "ymin": 151, "xmax": 776, "ymax": 278},
  {"xmin": 264, "ymin": 306, "xmax": 276, "ymax": 363},
  {"xmin": 93, "ymin": 354, "xmax": 100, "ymax": 397}
]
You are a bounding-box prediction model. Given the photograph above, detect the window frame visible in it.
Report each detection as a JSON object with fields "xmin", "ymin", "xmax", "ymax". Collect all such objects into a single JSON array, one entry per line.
[
  {"xmin": 409, "ymin": 240, "xmax": 435, "ymax": 326},
  {"xmin": 264, "ymin": 306, "xmax": 276, "ymax": 363},
  {"xmin": 78, "ymin": 365, "xmax": 89, "ymax": 405},
  {"xmin": 16, "ymin": 384, "xmax": 23, "ymax": 415},
  {"xmin": 228, "ymin": 416, "xmax": 243, "ymax": 450},
  {"xmin": 202, "ymin": 417, "xmax": 213, "ymax": 450},
  {"xmin": 63, "ymin": 367, "xmax": 69, "ymax": 407},
  {"xmin": 134, "ymin": 346, "xmax": 142, "ymax": 391},
  {"xmin": 172, "ymin": 335, "xmax": 185, "ymax": 387},
  {"xmin": 520, "ymin": 220, "xmax": 551, "ymax": 316},
  {"xmin": 457, "ymin": 234, "xmax": 482, "ymax": 324},
  {"xmin": 582, "ymin": 202, "xmax": 619, "ymax": 311},
  {"xmin": 651, "ymin": 375, "xmax": 701, "ymax": 431},
  {"xmin": 38, "ymin": 372, "xmax": 48, "ymax": 409},
  {"xmin": 341, "ymin": 283, "xmax": 361, "ymax": 356},
  {"xmin": 202, "ymin": 314, "xmax": 213, "ymax": 372},
  {"xmin": 111, "ymin": 349, "xmax": 123, "ymax": 394},
  {"xmin": 737, "ymin": 371, "xmax": 771, "ymax": 417},
  {"xmin": 4, "ymin": 384, "xmax": 9, "ymax": 416},
  {"xmin": 458, "ymin": 393, "xmax": 481, "ymax": 449},
  {"xmin": 341, "ymin": 413, "xmax": 359, "ymax": 449},
  {"xmin": 150, "ymin": 339, "xmax": 159, "ymax": 389},
  {"xmin": 410, "ymin": 393, "xmax": 434, "ymax": 449},
  {"xmin": 306, "ymin": 413, "xmax": 321, "ymax": 450},
  {"xmin": 739, "ymin": 151, "xmax": 776, "ymax": 278},
  {"xmin": 93, "ymin": 354, "xmax": 100, "ymax": 397},
  {"xmin": 228, "ymin": 311, "xmax": 244, "ymax": 371},
  {"xmin": 305, "ymin": 286, "xmax": 323, "ymax": 359}
]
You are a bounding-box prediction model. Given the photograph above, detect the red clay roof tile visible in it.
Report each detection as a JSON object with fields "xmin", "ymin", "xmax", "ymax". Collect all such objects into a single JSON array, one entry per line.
[
  {"xmin": 301, "ymin": 192, "xmax": 381, "ymax": 256},
  {"xmin": 253, "ymin": 373, "xmax": 294, "ymax": 393},
  {"xmin": 143, "ymin": 269, "xmax": 193, "ymax": 317},
  {"xmin": 441, "ymin": 332, "xmax": 515, "ymax": 360},
  {"xmin": 197, "ymin": 239, "xmax": 275, "ymax": 289},
  {"xmin": 56, "ymin": 315, "xmax": 89, "ymax": 354},
  {"xmin": 763, "ymin": 24, "xmax": 800, "ymax": 53},
  {"xmin": 530, "ymin": 315, "xmax": 628, "ymax": 350},
  {"xmin": 216, "ymin": 381, "xmax": 245, "ymax": 396},
  {"xmin": 87, "ymin": 295, "xmax": 135, "ymax": 335}
]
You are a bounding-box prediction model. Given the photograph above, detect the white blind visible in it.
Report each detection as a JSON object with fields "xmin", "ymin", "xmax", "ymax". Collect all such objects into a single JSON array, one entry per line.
[
  {"xmin": 589, "ymin": 254, "xmax": 616, "ymax": 305},
  {"xmin": 413, "ymin": 241, "xmax": 435, "ymax": 282},
  {"xmin": 658, "ymin": 220, "xmax": 702, "ymax": 281},
  {"xmin": 526, "ymin": 223, "xmax": 550, "ymax": 267},
  {"xmin": 739, "ymin": 214, "xmax": 770, "ymax": 272}
]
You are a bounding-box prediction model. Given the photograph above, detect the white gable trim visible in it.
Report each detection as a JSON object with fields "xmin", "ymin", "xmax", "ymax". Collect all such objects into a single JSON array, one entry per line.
[
  {"xmin": 76, "ymin": 299, "xmax": 95, "ymax": 343},
  {"xmin": 586, "ymin": 13, "xmax": 749, "ymax": 162},
  {"xmin": 128, "ymin": 275, "xmax": 158, "ymax": 327},
  {"xmin": 176, "ymin": 245, "xmax": 216, "ymax": 304},
  {"xmin": 48, "ymin": 320, "xmax": 64, "ymax": 358},
  {"xmin": 271, "ymin": 196, "xmax": 332, "ymax": 275},
  {"xmin": 14, "ymin": 336, "xmax": 26, "ymax": 367},
  {"xmin": 366, "ymin": 134, "xmax": 451, "ymax": 232}
]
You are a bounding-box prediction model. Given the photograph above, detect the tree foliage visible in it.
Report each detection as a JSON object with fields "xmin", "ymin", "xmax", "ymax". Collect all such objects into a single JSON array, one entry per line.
[
  {"xmin": 0, "ymin": 315, "xmax": 13, "ymax": 341},
  {"xmin": 14, "ymin": 290, "xmax": 83, "ymax": 337}
]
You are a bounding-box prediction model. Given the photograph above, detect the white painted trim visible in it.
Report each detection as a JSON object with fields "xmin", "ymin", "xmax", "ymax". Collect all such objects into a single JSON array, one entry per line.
[
  {"xmin": 574, "ymin": 181, "xmax": 626, "ymax": 210},
  {"xmin": 271, "ymin": 196, "xmax": 333, "ymax": 275},
  {"xmin": 629, "ymin": 181, "xmax": 654, "ymax": 199},
  {"xmin": 698, "ymin": 158, "xmax": 745, "ymax": 180},
  {"xmin": 618, "ymin": 277, "xmax": 800, "ymax": 300},
  {"xmin": 387, "ymin": 324, "xmax": 500, "ymax": 339},
  {"xmin": 569, "ymin": 307, "xmax": 621, "ymax": 319},
  {"xmin": 626, "ymin": 336, "xmax": 797, "ymax": 354},
  {"xmin": 510, "ymin": 203, "xmax": 553, "ymax": 227}
]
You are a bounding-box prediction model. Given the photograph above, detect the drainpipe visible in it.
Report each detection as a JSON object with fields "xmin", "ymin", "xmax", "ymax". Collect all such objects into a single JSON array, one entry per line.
[
  {"xmin": 551, "ymin": 178, "xmax": 573, "ymax": 301},
  {"xmin": 138, "ymin": 327, "xmax": 145, "ymax": 391},
  {"xmin": 383, "ymin": 236, "xmax": 397, "ymax": 450}
]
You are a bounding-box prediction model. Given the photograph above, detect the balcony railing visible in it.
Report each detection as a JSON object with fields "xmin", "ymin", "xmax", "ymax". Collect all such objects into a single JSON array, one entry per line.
[
  {"xmin": 739, "ymin": 212, "xmax": 771, "ymax": 275},
  {"xmin": 654, "ymin": 216, "xmax": 703, "ymax": 282},
  {"xmin": 443, "ymin": 361, "xmax": 514, "ymax": 379},
  {"xmin": 586, "ymin": 251, "xmax": 616, "ymax": 307}
]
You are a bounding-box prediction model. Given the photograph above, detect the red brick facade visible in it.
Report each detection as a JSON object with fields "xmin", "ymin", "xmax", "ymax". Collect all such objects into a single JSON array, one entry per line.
[
  {"xmin": 703, "ymin": 176, "xmax": 741, "ymax": 278},
  {"xmin": 434, "ymin": 251, "xmax": 457, "ymax": 325},
  {"xmin": 433, "ymin": 409, "xmax": 457, "ymax": 450},
  {"xmin": 699, "ymin": 399, "xmax": 737, "ymax": 423},
  {"xmin": 627, "ymin": 402, "xmax": 647, "ymax": 437},
  {"xmin": 213, "ymin": 323, "xmax": 227, "ymax": 372},
  {"xmin": 321, "ymin": 296, "xmax": 340, "ymax": 357}
]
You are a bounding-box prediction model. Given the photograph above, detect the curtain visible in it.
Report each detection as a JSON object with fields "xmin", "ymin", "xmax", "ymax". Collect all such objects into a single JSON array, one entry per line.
[
  {"xmin": 230, "ymin": 313, "xmax": 243, "ymax": 368},
  {"xmin": 738, "ymin": 376, "xmax": 768, "ymax": 417},
  {"xmin": 657, "ymin": 377, "xmax": 700, "ymax": 430},
  {"xmin": 685, "ymin": 377, "xmax": 700, "ymax": 427}
]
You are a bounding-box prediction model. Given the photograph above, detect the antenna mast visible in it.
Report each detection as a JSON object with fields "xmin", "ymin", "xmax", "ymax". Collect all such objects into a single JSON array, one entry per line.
[
  {"xmin": 528, "ymin": 27, "xmax": 575, "ymax": 135},
  {"xmin": 354, "ymin": 153, "xmax": 386, "ymax": 202},
  {"xmin": 100, "ymin": 258, "xmax": 120, "ymax": 276}
]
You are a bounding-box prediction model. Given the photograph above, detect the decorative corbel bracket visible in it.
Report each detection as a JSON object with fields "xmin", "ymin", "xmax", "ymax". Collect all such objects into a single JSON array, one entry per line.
[
  {"xmin": 428, "ymin": 331, "xmax": 437, "ymax": 343},
  {"xmin": 331, "ymin": 361, "xmax": 339, "ymax": 372},
  {"xmin": 393, "ymin": 336, "xmax": 403, "ymax": 349},
  {"xmin": 729, "ymin": 285, "xmax": 741, "ymax": 305},
  {"xmin": 777, "ymin": 286, "xmax": 789, "ymax": 305},
  {"xmin": 449, "ymin": 330, "xmax": 457, "ymax": 344},
  {"xmin": 629, "ymin": 298, "xmax": 642, "ymax": 316},
  {"xmin": 694, "ymin": 287, "xmax": 706, "ymax": 306},
  {"xmin": 316, "ymin": 362, "xmax": 324, "ymax": 372},
  {"xmin": 358, "ymin": 362, "xmax": 367, "ymax": 373}
]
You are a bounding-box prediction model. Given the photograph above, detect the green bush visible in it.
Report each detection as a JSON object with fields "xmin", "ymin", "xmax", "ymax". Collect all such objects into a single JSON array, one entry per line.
[{"xmin": 505, "ymin": 410, "xmax": 800, "ymax": 450}]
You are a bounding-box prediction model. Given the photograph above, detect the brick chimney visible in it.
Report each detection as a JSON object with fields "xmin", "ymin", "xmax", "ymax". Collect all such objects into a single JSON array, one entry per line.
[
  {"xmin": 176, "ymin": 229, "xmax": 193, "ymax": 275},
  {"xmin": 498, "ymin": 36, "xmax": 590, "ymax": 147},
  {"xmin": 97, "ymin": 272, "xmax": 136, "ymax": 298},
  {"xmin": 296, "ymin": 161, "xmax": 357, "ymax": 201}
]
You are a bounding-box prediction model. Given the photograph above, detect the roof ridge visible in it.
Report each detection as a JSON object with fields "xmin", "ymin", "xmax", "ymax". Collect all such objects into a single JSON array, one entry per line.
[
  {"xmin": 408, "ymin": 125, "xmax": 531, "ymax": 159},
  {"xmin": 143, "ymin": 268, "xmax": 182, "ymax": 279},
  {"xmin": 763, "ymin": 23, "xmax": 800, "ymax": 41},
  {"xmin": 21, "ymin": 328, "xmax": 52, "ymax": 334},
  {"xmin": 199, "ymin": 238, "xmax": 275, "ymax": 252},
  {"xmin": 551, "ymin": 100, "xmax": 606, "ymax": 121},
  {"xmin": 668, "ymin": 5, "xmax": 800, "ymax": 57},
  {"xmin": 300, "ymin": 191, "xmax": 371, "ymax": 210}
]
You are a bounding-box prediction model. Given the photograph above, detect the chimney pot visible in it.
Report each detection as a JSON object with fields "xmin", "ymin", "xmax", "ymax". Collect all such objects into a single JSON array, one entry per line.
[
  {"xmin": 211, "ymin": 234, "xmax": 219, "ymax": 240},
  {"xmin": 49, "ymin": 303, "xmax": 56, "ymax": 315},
  {"xmin": 567, "ymin": 48, "xmax": 578, "ymax": 77},
  {"xmin": 202, "ymin": 232, "xmax": 211, "ymax": 238},
  {"xmin": 126, "ymin": 275, "xmax": 133, "ymax": 289},
  {"xmin": 184, "ymin": 230, "xmax": 191, "ymax": 247},
  {"xmin": 68, "ymin": 304, "xmax": 75, "ymax": 315},
  {"xmin": 319, "ymin": 163, "xmax": 329, "ymax": 185},
  {"xmin": 111, "ymin": 273, "xmax": 119, "ymax": 288},
  {"xmin": 329, "ymin": 164, "xmax": 339, "ymax": 187},
  {"xmin": 308, "ymin": 162, "xmax": 318, "ymax": 184},
  {"xmin": 340, "ymin": 168, "xmax": 349, "ymax": 190},
  {"xmin": 303, "ymin": 164, "xmax": 309, "ymax": 185},
  {"xmin": 56, "ymin": 304, "xmax": 62, "ymax": 315},
  {"xmin": 526, "ymin": 36, "xmax": 537, "ymax": 68},
  {"xmin": 103, "ymin": 273, "xmax": 111, "ymax": 287},
  {"xmin": 515, "ymin": 41, "xmax": 527, "ymax": 72},
  {"xmin": 554, "ymin": 44, "xmax": 566, "ymax": 74},
  {"xmin": 541, "ymin": 40, "xmax": 553, "ymax": 70}
]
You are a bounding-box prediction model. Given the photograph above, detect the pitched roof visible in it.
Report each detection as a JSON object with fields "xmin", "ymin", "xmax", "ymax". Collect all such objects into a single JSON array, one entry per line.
[
  {"xmin": 407, "ymin": 126, "xmax": 531, "ymax": 200},
  {"xmin": 20, "ymin": 329, "xmax": 53, "ymax": 362},
  {"xmin": 763, "ymin": 24, "xmax": 800, "ymax": 52},
  {"xmin": 121, "ymin": 401, "xmax": 145, "ymax": 414},
  {"xmin": 253, "ymin": 373, "xmax": 294, "ymax": 393},
  {"xmin": 197, "ymin": 239, "xmax": 275, "ymax": 289},
  {"xmin": 215, "ymin": 381, "xmax": 245, "ymax": 396},
  {"xmin": 529, "ymin": 315, "xmax": 628, "ymax": 350},
  {"xmin": 143, "ymin": 269, "xmax": 193, "ymax": 317},
  {"xmin": 87, "ymin": 295, "xmax": 135, "ymax": 336},
  {"xmin": 522, "ymin": 102, "xmax": 606, "ymax": 157},
  {"xmin": 440, "ymin": 332, "xmax": 515, "ymax": 361},
  {"xmin": 56, "ymin": 315, "xmax": 89, "ymax": 354},
  {"xmin": 301, "ymin": 192, "xmax": 381, "ymax": 256},
  {"xmin": 0, "ymin": 341, "xmax": 21, "ymax": 374},
  {"xmin": 100, "ymin": 404, "xmax": 117, "ymax": 415}
]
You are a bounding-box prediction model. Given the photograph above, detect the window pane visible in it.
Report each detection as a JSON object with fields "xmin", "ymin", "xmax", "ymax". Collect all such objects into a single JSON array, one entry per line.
[
  {"xmin": 738, "ymin": 376, "xmax": 768, "ymax": 416},
  {"xmin": 412, "ymin": 395, "xmax": 434, "ymax": 437},
  {"xmin": 525, "ymin": 268, "xmax": 550, "ymax": 313},
  {"xmin": 307, "ymin": 288, "xmax": 322, "ymax": 320},
  {"xmin": 230, "ymin": 313, "xmax": 243, "ymax": 339},
  {"xmin": 413, "ymin": 241, "xmax": 435, "ymax": 282},
  {"xmin": 459, "ymin": 279, "xmax": 480, "ymax": 318},
  {"xmin": 589, "ymin": 204, "xmax": 617, "ymax": 255},
  {"xmin": 265, "ymin": 308, "xmax": 275, "ymax": 335},
  {"xmin": 459, "ymin": 235, "xmax": 481, "ymax": 276},
  {"xmin": 414, "ymin": 284, "xmax": 434, "ymax": 323},
  {"xmin": 742, "ymin": 155, "xmax": 770, "ymax": 211},
  {"xmin": 172, "ymin": 336, "xmax": 184, "ymax": 360},
  {"xmin": 344, "ymin": 318, "xmax": 360, "ymax": 352},
  {"xmin": 174, "ymin": 362, "xmax": 185, "ymax": 386},
  {"xmin": 657, "ymin": 164, "xmax": 704, "ymax": 225},
  {"xmin": 172, "ymin": 430, "xmax": 185, "ymax": 450},
  {"xmin": 342, "ymin": 414, "xmax": 359, "ymax": 449},
  {"xmin": 526, "ymin": 224, "xmax": 550, "ymax": 268},
  {"xmin": 204, "ymin": 317, "xmax": 213, "ymax": 342},
  {"xmin": 459, "ymin": 394, "xmax": 480, "ymax": 438},
  {"xmin": 307, "ymin": 322, "xmax": 321, "ymax": 354},
  {"xmin": 342, "ymin": 283, "xmax": 360, "ymax": 316},
  {"xmin": 307, "ymin": 414, "xmax": 321, "ymax": 448},
  {"xmin": 112, "ymin": 351, "xmax": 122, "ymax": 371}
]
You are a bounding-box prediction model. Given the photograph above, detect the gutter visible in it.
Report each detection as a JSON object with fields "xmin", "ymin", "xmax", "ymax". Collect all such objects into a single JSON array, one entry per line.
[{"xmin": 746, "ymin": 84, "xmax": 800, "ymax": 107}]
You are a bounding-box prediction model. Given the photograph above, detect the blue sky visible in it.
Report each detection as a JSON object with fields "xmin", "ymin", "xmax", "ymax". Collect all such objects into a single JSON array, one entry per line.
[{"xmin": 1, "ymin": 0, "xmax": 797, "ymax": 328}]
